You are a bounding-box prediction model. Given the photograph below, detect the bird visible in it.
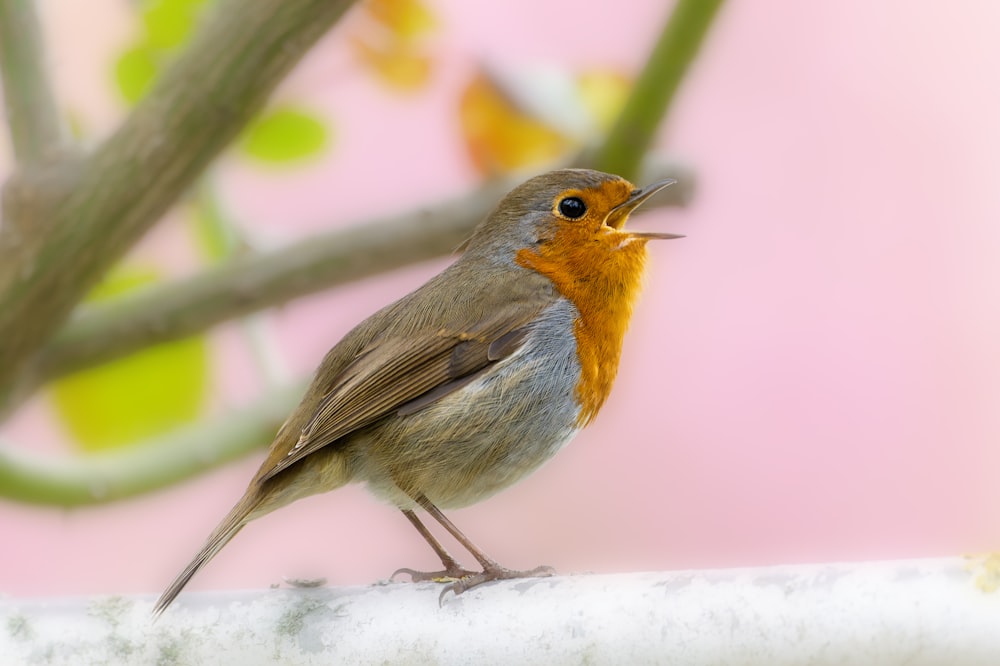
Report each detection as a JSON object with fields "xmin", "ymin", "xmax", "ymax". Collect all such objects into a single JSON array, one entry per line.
[{"xmin": 153, "ymin": 168, "xmax": 680, "ymax": 615}]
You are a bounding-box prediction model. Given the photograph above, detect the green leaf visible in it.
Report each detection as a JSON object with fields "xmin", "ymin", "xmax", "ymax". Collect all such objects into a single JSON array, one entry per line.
[
  {"xmin": 86, "ymin": 269, "xmax": 156, "ymax": 301},
  {"xmin": 50, "ymin": 268, "xmax": 209, "ymax": 452},
  {"xmin": 114, "ymin": 43, "xmax": 159, "ymax": 104},
  {"xmin": 240, "ymin": 108, "xmax": 330, "ymax": 164},
  {"xmin": 142, "ymin": 0, "xmax": 207, "ymax": 50}
]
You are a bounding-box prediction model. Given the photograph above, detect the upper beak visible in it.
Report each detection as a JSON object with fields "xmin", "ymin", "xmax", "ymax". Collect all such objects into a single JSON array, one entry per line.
[{"xmin": 605, "ymin": 178, "xmax": 684, "ymax": 239}]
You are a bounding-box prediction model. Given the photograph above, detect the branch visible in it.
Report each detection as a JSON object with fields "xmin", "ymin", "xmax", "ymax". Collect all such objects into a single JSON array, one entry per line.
[
  {"xmin": 0, "ymin": 0, "xmax": 62, "ymax": 164},
  {"xmin": 0, "ymin": 162, "xmax": 691, "ymax": 498},
  {"xmin": 0, "ymin": 0, "xmax": 358, "ymax": 408},
  {"xmin": 31, "ymin": 159, "xmax": 693, "ymax": 388},
  {"xmin": 590, "ymin": 0, "xmax": 726, "ymax": 180},
  {"xmin": 1, "ymin": 559, "xmax": 996, "ymax": 663},
  {"xmin": 0, "ymin": 383, "xmax": 303, "ymax": 506}
]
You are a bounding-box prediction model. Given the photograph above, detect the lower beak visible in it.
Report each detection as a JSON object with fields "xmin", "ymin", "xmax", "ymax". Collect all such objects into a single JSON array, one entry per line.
[{"xmin": 605, "ymin": 178, "xmax": 684, "ymax": 239}]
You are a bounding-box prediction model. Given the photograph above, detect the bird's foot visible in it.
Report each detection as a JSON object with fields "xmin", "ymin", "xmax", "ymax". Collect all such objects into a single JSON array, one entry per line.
[
  {"xmin": 391, "ymin": 564, "xmax": 480, "ymax": 584},
  {"xmin": 438, "ymin": 564, "xmax": 555, "ymax": 605}
]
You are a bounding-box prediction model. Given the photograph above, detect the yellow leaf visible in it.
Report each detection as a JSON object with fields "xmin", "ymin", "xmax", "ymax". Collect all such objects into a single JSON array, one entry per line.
[
  {"xmin": 353, "ymin": 38, "xmax": 432, "ymax": 91},
  {"xmin": 458, "ymin": 71, "xmax": 574, "ymax": 176},
  {"xmin": 365, "ymin": 0, "xmax": 436, "ymax": 42}
]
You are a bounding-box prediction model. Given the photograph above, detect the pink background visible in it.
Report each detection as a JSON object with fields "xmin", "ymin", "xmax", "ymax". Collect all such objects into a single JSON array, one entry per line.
[{"xmin": 2, "ymin": 0, "xmax": 999, "ymax": 598}]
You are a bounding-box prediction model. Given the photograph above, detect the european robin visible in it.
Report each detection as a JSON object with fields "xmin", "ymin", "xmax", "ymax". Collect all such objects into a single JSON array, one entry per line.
[{"xmin": 153, "ymin": 168, "xmax": 680, "ymax": 614}]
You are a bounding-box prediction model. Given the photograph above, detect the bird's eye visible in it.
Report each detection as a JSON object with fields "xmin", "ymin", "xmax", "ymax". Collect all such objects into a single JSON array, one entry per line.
[{"xmin": 558, "ymin": 196, "xmax": 587, "ymax": 219}]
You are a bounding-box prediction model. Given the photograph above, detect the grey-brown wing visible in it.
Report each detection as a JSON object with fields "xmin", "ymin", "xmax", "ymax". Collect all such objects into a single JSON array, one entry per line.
[{"xmin": 257, "ymin": 304, "xmax": 543, "ymax": 481}]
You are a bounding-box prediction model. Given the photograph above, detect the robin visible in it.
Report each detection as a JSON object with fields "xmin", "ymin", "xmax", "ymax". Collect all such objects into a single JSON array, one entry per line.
[{"xmin": 153, "ymin": 168, "xmax": 680, "ymax": 614}]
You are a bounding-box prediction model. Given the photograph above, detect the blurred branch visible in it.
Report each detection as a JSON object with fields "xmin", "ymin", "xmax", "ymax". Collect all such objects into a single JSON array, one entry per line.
[
  {"xmin": 0, "ymin": 0, "xmax": 358, "ymax": 411},
  {"xmin": 0, "ymin": 0, "xmax": 62, "ymax": 164},
  {"xmin": 590, "ymin": 0, "xmax": 726, "ymax": 180},
  {"xmin": 27, "ymin": 158, "xmax": 693, "ymax": 392},
  {"xmin": 0, "ymin": 383, "xmax": 303, "ymax": 506},
  {"xmin": 0, "ymin": 161, "xmax": 690, "ymax": 503}
]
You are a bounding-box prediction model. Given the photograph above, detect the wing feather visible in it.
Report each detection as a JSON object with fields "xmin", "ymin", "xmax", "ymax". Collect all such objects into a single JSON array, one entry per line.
[{"xmin": 258, "ymin": 300, "xmax": 547, "ymax": 481}]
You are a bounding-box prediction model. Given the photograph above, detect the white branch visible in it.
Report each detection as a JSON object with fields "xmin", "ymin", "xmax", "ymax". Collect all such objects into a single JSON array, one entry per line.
[{"xmin": 2, "ymin": 557, "xmax": 998, "ymax": 664}]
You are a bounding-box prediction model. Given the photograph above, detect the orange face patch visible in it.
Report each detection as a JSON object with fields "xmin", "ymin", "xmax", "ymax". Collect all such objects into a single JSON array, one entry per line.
[{"xmin": 516, "ymin": 180, "xmax": 650, "ymax": 426}]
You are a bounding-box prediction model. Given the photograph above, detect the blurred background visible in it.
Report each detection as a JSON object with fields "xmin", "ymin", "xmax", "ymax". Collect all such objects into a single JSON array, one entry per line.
[{"xmin": 1, "ymin": 0, "xmax": 998, "ymax": 599}]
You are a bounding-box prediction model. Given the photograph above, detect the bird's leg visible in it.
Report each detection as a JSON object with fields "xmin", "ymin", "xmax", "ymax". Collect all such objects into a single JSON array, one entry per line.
[
  {"xmin": 392, "ymin": 509, "xmax": 479, "ymax": 582},
  {"xmin": 414, "ymin": 493, "xmax": 555, "ymax": 602}
]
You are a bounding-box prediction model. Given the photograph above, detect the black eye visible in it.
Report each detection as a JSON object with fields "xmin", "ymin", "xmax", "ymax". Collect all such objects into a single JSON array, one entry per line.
[{"xmin": 558, "ymin": 196, "xmax": 587, "ymax": 219}]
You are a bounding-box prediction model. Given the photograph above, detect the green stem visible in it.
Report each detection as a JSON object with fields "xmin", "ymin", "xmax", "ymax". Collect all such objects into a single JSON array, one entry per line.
[
  {"xmin": 196, "ymin": 179, "xmax": 289, "ymax": 386},
  {"xmin": 0, "ymin": 383, "xmax": 303, "ymax": 506},
  {"xmin": 591, "ymin": 0, "xmax": 726, "ymax": 180},
  {"xmin": 0, "ymin": 0, "xmax": 62, "ymax": 164}
]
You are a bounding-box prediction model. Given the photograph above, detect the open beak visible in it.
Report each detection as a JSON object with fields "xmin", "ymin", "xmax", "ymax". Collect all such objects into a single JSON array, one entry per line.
[{"xmin": 605, "ymin": 178, "xmax": 684, "ymax": 240}]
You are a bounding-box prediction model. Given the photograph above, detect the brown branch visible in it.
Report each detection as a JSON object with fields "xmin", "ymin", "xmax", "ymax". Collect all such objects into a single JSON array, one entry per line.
[
  {"xmin": 0, "ymin": 0, "xmax": 359, "ymax": 410},
  {"xmin": 30, "ymin": 159, "xmax": 694, "ymax": 389}
]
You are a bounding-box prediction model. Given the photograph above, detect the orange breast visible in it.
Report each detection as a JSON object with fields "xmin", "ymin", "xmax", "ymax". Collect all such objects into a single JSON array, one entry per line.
[{"xmin": 516, "ymin": 221, "xmax": 649, "ymax": 426}]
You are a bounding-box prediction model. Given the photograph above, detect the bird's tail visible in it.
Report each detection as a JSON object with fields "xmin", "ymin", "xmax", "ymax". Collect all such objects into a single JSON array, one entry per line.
[{"xmin": 152, "ymin": 491, "xmax": 259, "ymax": 617}]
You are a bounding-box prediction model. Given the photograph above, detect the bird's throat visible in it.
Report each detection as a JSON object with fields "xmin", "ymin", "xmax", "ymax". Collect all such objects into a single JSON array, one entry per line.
[{"xmin": 516, "ymin": 226, "xmax": 649, "ymax": 426}]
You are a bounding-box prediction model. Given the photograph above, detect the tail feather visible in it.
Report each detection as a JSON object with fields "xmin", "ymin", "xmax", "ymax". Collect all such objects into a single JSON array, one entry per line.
[
  {"xmin": 152, "ymin": 493, "xmax": 257, "ymax": 617},
  {"xmin": 153, "ymin": 447, "xmax": 353, "ymax": 616}
]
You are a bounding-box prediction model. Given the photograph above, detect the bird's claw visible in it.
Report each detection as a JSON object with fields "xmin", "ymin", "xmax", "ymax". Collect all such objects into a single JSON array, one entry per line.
[
  {"xmin": 391, "ymin": 566, "xmax": 479, "ymax": 583},
  {"xmin": 437, "ymin": 564, "xmax": 556, "ymax": 606}
]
